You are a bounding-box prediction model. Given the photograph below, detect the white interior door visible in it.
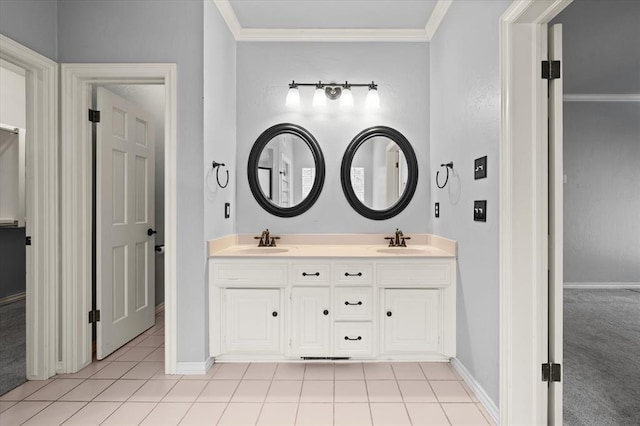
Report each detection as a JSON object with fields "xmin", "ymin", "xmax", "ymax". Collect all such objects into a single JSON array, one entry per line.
[
  {"xmin": 548, "ymin": 24, "xmax": 564, "ymax": 425},
  {"xmin": 96, "ymin": 87, "xmax": 155, "ymax": 359}
]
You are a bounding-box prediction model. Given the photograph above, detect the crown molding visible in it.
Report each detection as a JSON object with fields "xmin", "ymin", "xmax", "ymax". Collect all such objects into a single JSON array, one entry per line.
[
  {"xmin": 213, "ymin": 0, "xmax": 452, "ymax": 42},
  {"xmin": 563, "ymin": 94, "xmax": 640, "ymax": 102}
]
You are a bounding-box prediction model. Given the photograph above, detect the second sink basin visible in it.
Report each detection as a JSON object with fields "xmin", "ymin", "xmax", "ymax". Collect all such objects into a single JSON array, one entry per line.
[
  {"xmin": 232, "ymin": 247, "xmax": 290, "ymax": 255},
  {"xmin": 376, "ymin": 247, "xmax": 430, "ymax": 255}
]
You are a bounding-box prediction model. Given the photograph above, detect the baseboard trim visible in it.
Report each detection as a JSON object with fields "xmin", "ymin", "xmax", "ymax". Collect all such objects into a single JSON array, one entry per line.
[
  {"xmin": 155, "ymin": 302, "xmax": 165, "ymax": 315},
  {"xmin": 0, "ymin": 292, "xmax": 26, "ymax": 306},
  {"xmin": 564, "ymin": 282, "xmax": 640, "ymax": 289},
  {"xmin": 451, "ymin": 358, "xmax": 499, "ymax": 424},
  {"xmin": 176, "ymin": 357, "xmax": 214, "ymax": 375}
]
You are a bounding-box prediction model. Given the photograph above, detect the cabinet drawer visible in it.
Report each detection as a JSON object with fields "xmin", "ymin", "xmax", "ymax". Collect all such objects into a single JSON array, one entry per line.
[
  {"xmin": 377, "ymin": 263, "xmax": 452, "ymax": 287},
  {"xmin": 334, "ymin": 263, "xmax": 373, "ymax": 285},
  {"xmin": 292, "ymin": 264, "xmax": 331, "ymax": 285},
  {"xmin": 334, "ymin": 323, "xmax": 373, "ymax": 357},
  {"xmin": 334, "ymin": 287, "xmax": 373, "ymax": 321},
  {"xmin": 213, "ymin": 263, "xmax": 287, "ymax": 286}
]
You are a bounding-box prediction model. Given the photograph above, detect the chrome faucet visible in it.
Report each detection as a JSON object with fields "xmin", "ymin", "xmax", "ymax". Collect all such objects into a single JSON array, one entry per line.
[
  {"xmin": 385, "ymin": 228, "xmax": 411, "ymax": 247},
  {"xmin": 255, "ymin": 229, "xmax": 280, "ymax": 247}
]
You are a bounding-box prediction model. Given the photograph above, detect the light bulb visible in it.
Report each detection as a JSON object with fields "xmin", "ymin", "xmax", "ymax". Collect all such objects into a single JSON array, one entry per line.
[
  {"xmin": 366, "ymin": 87, "xmax": 380, "ymax": 110},
  {"xmin": 312, "ymin": 87, "xmax": 326, "ymax": 109},
  {"xmin": 340, "ymin": 87, "xmax": 354, "ymax": 109},
  {"xmin": 285, "ymin": 86, "xmax": 300, "ymax": 108}
]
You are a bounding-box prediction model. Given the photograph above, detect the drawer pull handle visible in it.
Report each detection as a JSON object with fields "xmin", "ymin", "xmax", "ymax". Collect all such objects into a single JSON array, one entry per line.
[
  {"xmin": 344, "ymin": 336, "xmax": 362, "ymax": 341},
  {"xmin": 272, "ymin": 311, "xmax": 278, "ymax": 317},
  {"xmin": 386, "ymin": 311, "xmax": 392, "ymax": 317},
  {"xmin": 344, "ymin": 272, "xmax": 363, "ymax": 277},
  {"xmin": 302, "ymin": 272, "xmax": 320, "ymax": 277},
  {"xmin": 344, "ymin": 301, "xmax": 363, "ymax": 306},
  {"xmin": 323, "ymin": 310, "xmax": 329, "ymax": 315}
]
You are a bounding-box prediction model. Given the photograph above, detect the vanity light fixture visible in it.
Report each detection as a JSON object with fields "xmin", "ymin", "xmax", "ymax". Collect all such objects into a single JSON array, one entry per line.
[{"xmin": 286, "ymin": 80, "xmax": 379, "ymax": 110}]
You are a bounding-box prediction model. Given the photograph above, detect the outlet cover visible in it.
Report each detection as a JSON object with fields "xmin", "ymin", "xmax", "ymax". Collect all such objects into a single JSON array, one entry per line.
[
  {"xmin": 474, "ymin": 200, "xmax": 487, "ymax": 222},
  {"xmin": 475, "ymin": 156, "xmax": 487, "ymax": 179}
]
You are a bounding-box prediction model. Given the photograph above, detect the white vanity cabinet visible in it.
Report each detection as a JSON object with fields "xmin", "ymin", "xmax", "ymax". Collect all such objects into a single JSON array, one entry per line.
[{"xmin": 209, "ymin": 256, "xmax": 456, "ymax": 361}]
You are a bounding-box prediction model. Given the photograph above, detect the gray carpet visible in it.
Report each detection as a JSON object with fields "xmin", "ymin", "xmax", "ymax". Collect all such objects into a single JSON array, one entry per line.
[
  {"xmin": 0, "ymin": 299, "xmax": 26, "ymax": 396},
  {"xmin": 564, "ymin": 289, "xmax": 640, "ymax": 425}
]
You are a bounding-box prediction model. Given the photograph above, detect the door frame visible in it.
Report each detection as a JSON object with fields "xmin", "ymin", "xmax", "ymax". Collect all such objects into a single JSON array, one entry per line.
[
  {"xmin": 60, "ymin": 64, "xmax": 177, "ymax": 374},
  {"xmin": 0, "ymin": 34, "xmax": 58, "ymax": 380},
  {"xmin": 499, "ymin": 0, "xmax": 571, "ymax": 423}
]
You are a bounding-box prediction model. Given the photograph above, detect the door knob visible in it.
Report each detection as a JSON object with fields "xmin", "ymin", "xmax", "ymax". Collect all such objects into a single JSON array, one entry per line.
[{"xmin": 147, "ymin": 228, "xmax": 157, "ymax": 236}]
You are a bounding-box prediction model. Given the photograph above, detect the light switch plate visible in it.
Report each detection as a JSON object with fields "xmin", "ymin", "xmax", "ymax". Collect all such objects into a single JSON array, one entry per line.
[
  {"xmin": 475, "ymin": 156, "xmax": 487, "ymax": 179},
  {"xmin": 435, "ymin": 202, "xmax": 440, "ymax": 218},
  {"xmin": 224, "ymin": 203, "xmax": 230, "ymax": 219},
  {"xmin": 474, "ymin": 200, "xmax": 487, "ymax": 222}
]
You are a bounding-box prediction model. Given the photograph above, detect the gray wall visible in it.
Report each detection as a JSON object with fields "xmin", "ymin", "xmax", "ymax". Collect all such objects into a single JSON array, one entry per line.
[
  {"xmin": 430, "ymin": 0, "xmax": 511, "ymax": 406},
  {"xmin": 236, "ymin": 42, "xmax": 430, "ymax": 234},
  {"xmin": 563, "ymin": 102, "xmax": 640, "ymax": 284},
  {"xmin": 0, "ymin": 0, "xmax": 58, "ymax": 61},
  {"xmin": 58, "ymin": 0, "xmax": 206, "ymax": 363}
]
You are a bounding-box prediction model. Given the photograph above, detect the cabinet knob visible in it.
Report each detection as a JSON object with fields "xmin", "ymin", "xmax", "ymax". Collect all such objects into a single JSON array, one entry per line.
[
  {"xmin": 386, "ymin": 311, "xmax": 392, "ymax": 317},
  {"xmin": 272, "ymin": 311, "xmax": 278, "ymax": 317},
  {"xmin": 323, "ymin": 310, "xmax": 329, "ymax": 316}
]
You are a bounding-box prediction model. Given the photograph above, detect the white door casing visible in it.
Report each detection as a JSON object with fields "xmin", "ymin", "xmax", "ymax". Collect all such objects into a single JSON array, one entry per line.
[
  {"xmin": 548, "ymin": 23, "xmax": 564, "ymax": 425},
  {"xmin": 291, "ymin": 287, "xmax": 331, "ymax": 356},
  {"xmin": 96, "ymin": 87, "xmax": 155, "ymax": 359}
]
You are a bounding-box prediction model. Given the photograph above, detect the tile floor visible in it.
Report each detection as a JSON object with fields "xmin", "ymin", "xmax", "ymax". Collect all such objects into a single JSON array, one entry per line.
[{"xmin": 0, "ymin": 313, "xmax": 494, "ymax": 425}]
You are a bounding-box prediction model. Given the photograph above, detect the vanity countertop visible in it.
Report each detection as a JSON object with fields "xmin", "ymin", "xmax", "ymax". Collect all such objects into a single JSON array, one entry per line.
[{"xmin": 208, "ymin": 234, "xmax": 456, "ymax": 258}]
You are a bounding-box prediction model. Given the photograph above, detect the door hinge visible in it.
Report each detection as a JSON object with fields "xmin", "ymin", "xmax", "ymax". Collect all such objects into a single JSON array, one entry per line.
[
  {"xmin": 542, "ymin": 362, "xmax": 561, "ymax": 382},
  {"xmin": 88, "ymin": 109, "xmax": 101, "ymax": 123},
  {"xmin": 541, "ymin": 60, "xmax": 561, "ymax": 80},
  {"xmin": 25, "ymin": 236, "xmax": 31, "ymax": 246},
  {"xmin": 88, "ymin": 310, "xmax": 101, "ymax": 324}
]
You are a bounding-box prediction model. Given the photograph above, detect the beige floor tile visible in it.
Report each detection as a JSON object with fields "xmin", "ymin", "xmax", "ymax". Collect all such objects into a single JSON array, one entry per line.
[
  {"xmin": 334, "ymin": 402, "xmax": 372, "ymax": 426},
  {"xmin": 63, "ymin": 401, "xmax": 122, "ymax": 425},
  {"xmin": 441, "ymin": 403, "xmax": 489, "ymax": 425},
  {"xmin": 366, "ymin": 380, "xmax": 403, "ymax": 402},
  {"xmin": 231, "ymin": 380, "xmax": 271, "ymax": 402},
  {"xmin": 334, "ymin": 363, "xmax": 365, "ymax": 380},
  {"xmin": 25, "ymin": 379, "xmax": 84, "ymax": 401},
  {"xmin": 304, "ymin": 363, "xmax": 334, "ymax": 380},
  {"xmin": 116, "ymin": 346, "xmax": 156, "ymax": 362},
  {"xmin": 0, "ymin": 401, "xmax": 50, "ymax": 425},
  {"xmin": 151, "ymin": 370, "xmax": 183, "ymax": 380},
  {"xmin": 212, "ymin": 363, "xmax": 249, "ymax": 380},
  {"xmin": 295, "ymin": 402, "xmax": 333, "ymax": 425},
  {"xmin": 421, "ymin": 363, "xmax": 460, "ymax": 380},
  {"xmin": 136, "ymin": 335, "xmax": 165, "ymax": 347},
  {"xmin": 461, "ymin": 382, "xmax": 480, "ymax": 402},
  {"xmin": 405, "ymin": 403, "xmax": 450, "ymax": 425},
  {"xmin": 94, "ymin": 379, "xmax": 145, "ymax": 402},
  {"xmin": 0, "ymin": 400, "xmax": 17, "ymax": 413},
  {"xmin": 129, "ymin": 379, "xmax": 178, "ymax": 402},
  {"xmin": 369, "ymin": 403, "xmax": 411, "ymax": 425},
  {"xmin": 180, "ymin": 364, "xmax": 219, "ymax": 380},
  {"xmin": 217, "ymin": 402, "xmax": 262, "ymax": 426},
  {"xmin": 152, "ymin": 326, "xmax": 165, "ymax": 336},
  {"xmin": 476, "ymin": 403, "xmax": 497, "ymax": 425},
  {"xmin": 162, "ymin": 380, "xmax": 208, "ymax": 402},
  {"xmin": 392, "ymin": 363, "xmax": 426, "ymax": 380},
  {"xmin": 0, "ymin": 380, "xmax": 52, "ymax": 401},
  {"xmin": 398, "ymin": 380, "xmax": 437, "ymax": 402},
  {"xmin": 300, "ymin": 380, "xmax": 333, "ymax": 402},
  {"xmin": 104, "ymin": 346, "xmax": 131, "ymax": 361},
  {"xmin": 196, "ymin": 380, "xmax": 239, "ymax": 402},
  {"xmin": 90, "ymin": 361, "xmax": 138, "ymax": 379},
  {"xmin": 265, "ymin": 380, "xmax": 302, "ymax": 402},
  {"xmin": 101, "ymin": 401, "xmax": 156, "ymax": 425},
  {"xmin": 122, "ymin": 361, "xmax": 164, "ymax": 379},
  {"xmin": 431, "ymin": 381, "xmax": 472, "ymax": 403},
  {"xmin": 244, "ymin": 362, "xmax": 278, "ymax": 379},
  {"xmin": 22, "ymin": 401, "xmax": 85, "ymax": 425},
  {"xmin": 140, "ymin": 402, "xmax": 191, "ymax": 425},
  {"xmin": 273, "ymin": 363, "xmax": 305, "ymax": 380},
  {"xmin": 59, "ymin": 379, "xmax": 114, "ymax": 401},
  {"xmin": 334, "ymin": 380, "xmax": 368, "ymax": 402},
  {"xmin": 143, "ymin": 347, "xmax": 165, "ymax": 362},
  {"xmin": 179, "ymin": 402, "xmax": 226, "ymax": 425},
  {"xmin": 256, "ymin": 402, "xmax": 297, "ymax": 426},
  {"xmin": 123, "ymin": 334, "xmax": 149, "ymax": 347},
  {"xmin": 363, "ymin": 363, "xmax": 395, "ymax": 380},
  {"xmin": 57, "ymin": 361, "xmax": 111, "ymax": 379}
]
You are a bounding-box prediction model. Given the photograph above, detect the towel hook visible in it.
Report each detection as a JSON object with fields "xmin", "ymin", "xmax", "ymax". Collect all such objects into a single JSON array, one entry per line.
[
  {"xmin": 436, "ymin": 161, "xmax": 454, "ymax": 189},
  {"xmin": 212, "ymin": 161, "xmax": 229, "ymax": 189}
]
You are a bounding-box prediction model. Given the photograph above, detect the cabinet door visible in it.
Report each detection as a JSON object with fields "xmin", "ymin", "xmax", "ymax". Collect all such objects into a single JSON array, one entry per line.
[
  {"xmin": 383, "ymin": 289, "xmax": 440, "ymax": 353},
  {"xmin": 224, "ymin": 289, "xmax": 281, "ymax": 353},
  {"xmin": 291, "ymin": 287, "xmax": 331, "ymax": 356}
]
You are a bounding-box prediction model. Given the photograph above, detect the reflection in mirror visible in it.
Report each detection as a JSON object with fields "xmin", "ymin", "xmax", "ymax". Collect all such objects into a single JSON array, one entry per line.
[
  {"xmin": 350, "ymin": 137, "xmax": 409, "ymax": 210},
  {"xmin": 257, "ymin": 134, "xmax": 316, "ymax": 208}
]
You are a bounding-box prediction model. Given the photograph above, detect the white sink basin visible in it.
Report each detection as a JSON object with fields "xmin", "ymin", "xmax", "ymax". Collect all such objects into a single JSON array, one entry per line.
[
  {"xmin": 232, "ymin": 247, "xmax": 290, "ymax": 255},
  {"xmin": 376, "ymin": 247, "xmax": 429, "ymax": 255}
]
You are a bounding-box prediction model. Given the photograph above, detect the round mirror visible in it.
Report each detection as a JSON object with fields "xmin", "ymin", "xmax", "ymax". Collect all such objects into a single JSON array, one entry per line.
[
  {"xmin": 341, "ymin": 126, "xmax": 418, "ymax": 220},
  {"xmin": 248, "ymin": 123, "xmax": 325, "ymax": 217}
]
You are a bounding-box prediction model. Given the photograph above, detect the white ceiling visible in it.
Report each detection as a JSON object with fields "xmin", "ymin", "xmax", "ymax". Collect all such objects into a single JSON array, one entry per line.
[{"xmin": 215, "ymin": 0, "xmax": 451, "ymax": 42}]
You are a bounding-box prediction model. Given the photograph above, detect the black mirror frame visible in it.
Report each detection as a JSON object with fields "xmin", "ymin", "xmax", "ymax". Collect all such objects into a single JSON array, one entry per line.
[
  {"xmin": 248, "ymin": 123, "xmax": 326, "ymax": 218},
  {"xmin": 340, "ymin": 126, "xmax": 418, "ymax": 220}
]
